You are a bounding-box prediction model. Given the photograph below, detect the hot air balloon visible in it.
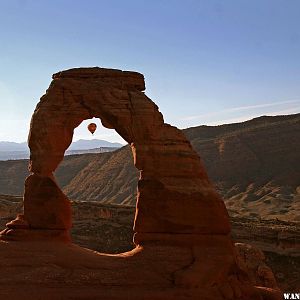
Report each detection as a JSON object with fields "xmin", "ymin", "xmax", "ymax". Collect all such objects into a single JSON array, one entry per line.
[{"xmin": 87, "ymin": 123, "xmax": 97, "ymax": 135}]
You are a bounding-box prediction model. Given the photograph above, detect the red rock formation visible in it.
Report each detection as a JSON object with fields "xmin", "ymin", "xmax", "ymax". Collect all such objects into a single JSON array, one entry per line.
[
  {"xmin": 26, "ymin": 67, "xmax": 230, "ymax": 238},
  {"xmin": 235, "ymin": 243, "xmax": 279, "ymax": 290},
  {"xmin": 0, "ymin": 67, "xmax": 280, "ymax": 299},
  {"xmin": 24, "ymin": 174, "xmax": 72, "ymax": 230}
]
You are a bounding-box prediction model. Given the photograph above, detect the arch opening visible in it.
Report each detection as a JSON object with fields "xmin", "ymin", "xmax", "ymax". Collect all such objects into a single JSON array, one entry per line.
[
  {"xmin": 54, "ymin": 118, "xmax": 139, "ymax": 253},
  {"xmin": 59, "ymin": 118, "xmax": 137, "ymax": 205}
]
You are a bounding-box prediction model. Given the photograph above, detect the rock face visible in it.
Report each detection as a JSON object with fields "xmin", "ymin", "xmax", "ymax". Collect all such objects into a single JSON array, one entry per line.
[
  {"xmin": 27, "ymin": 67, "xmax": 230, "ymax": 237},
  {"xmin": 0, "ymin": 67, "xmax": 280, "ymax": 299},
  {"xmin": 235, "ymin": 243, "xmax": 279, "ymax": 290},
  {"xmin": 24, "ymin": 174, "xmax": 72, "ymax": 230},
  {"xmin": 1, "ymin": 195, "xmax": 297, "ymax": 291}
]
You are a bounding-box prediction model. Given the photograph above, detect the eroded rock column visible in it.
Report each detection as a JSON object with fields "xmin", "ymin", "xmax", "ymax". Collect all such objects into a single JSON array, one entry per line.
[{"xmin": 24, "ymin": 174, "xmax": 71, "ymax": 230}]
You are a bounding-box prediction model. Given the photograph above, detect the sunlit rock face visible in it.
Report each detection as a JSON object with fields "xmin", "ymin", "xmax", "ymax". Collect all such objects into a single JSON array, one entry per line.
[{"xmin": 0, "ymin": 68, "xmax": 280, "ymax": 299}]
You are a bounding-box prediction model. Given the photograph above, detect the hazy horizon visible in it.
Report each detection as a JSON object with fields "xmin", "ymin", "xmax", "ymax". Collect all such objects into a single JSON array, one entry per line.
[
  {"xmin": 1, "ymin": 1, "xmax": 300, "ymax": 143},
  {"xmin": 0, "ymin": 111, "xmax": 299, "ymax": 144}
]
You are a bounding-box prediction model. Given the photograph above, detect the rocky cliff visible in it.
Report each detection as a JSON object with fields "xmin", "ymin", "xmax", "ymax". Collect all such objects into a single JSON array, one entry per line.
[{"xmin": 185, "ymin": 114, "xmax": 300, "ymax": 221}]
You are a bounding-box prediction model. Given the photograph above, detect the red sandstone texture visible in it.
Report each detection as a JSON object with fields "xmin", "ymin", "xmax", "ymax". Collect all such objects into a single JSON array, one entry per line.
[
  {"xmin": 235, "ymin": 243, "xmax": 279, "ymax": 290},
  {"xmin": 0, "ymin": 67, "xmax": 281, "ymax": 299}
]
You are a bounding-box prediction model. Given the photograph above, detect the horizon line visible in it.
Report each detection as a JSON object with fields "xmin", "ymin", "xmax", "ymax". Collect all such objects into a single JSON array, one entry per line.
[{"xmin": 1, "ymin": 111, "xmax": 299, "ymax": 143}]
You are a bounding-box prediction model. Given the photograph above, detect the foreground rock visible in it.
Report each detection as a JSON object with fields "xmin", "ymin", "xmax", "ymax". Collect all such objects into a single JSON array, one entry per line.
[
  {"xmin": 0, "ymin": 68, "xmax": 281, "ymax": 299},
  {"xmin": 1, "ymin": 195, "xmax": 299, "ymax": 291},
  {"xmin": 1, "ymin": 240, "xmax": 280, "ymax": 300}
]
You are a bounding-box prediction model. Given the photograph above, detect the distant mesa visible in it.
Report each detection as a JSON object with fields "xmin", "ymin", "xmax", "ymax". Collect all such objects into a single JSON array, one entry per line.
[
  {"xmin": 68, "ymin": 139, "xmax": 123, "ymax": 150},
  {"xmin": 0, "ymin": 141, "xmax": 28, "ymax": 151}
]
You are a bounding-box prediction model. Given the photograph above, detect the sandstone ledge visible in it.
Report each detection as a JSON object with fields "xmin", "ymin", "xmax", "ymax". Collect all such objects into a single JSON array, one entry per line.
[{"xmin": 0, "ymin": 240, "xmax": 280, "ymax": 300}]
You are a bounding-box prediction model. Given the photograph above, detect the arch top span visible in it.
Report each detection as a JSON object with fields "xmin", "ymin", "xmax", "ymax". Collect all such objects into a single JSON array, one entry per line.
[
  {"xmin": 28, "ymin": 67, "xmax": 163, "ymax": 175},
  {"xmin": 52, "ymin": 67, "xmax": 146, "ymax": 91}
]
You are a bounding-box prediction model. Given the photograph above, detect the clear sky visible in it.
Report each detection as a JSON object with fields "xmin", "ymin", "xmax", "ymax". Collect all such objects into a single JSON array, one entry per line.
[{"xmin": 0, "ymin": 0, "xmax": 300, "ymax": 143}]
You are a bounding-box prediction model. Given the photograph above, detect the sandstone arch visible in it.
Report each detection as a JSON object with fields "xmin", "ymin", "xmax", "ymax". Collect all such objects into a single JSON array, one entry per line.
[
  {"xmin": 24, "ymin": 67, "xmax": 230, "ymax": 241},
  {"xmin": 0, "ymin": 67, "xmax": 271, "ymax": 299}
]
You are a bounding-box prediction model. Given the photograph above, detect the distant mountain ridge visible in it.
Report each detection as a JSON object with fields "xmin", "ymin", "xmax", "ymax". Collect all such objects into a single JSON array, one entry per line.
[
  {"xmin": 0, "ymin": 141, "xmax": 28, "ymax": 151},
  {"xmin": 0, "ymin": 139, "xmax": 123, "ymax": 160},
  {"xmin": 68, "ymin": 139, "xmax": 123, "ymax": 150},
  {"xmin": 65, "ymin": 147, "xmax": 120, "ymax": 156}
]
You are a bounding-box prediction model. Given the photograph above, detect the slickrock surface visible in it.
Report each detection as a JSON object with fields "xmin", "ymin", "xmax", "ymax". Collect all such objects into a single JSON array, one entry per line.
[
  {"xmin": 0, "ymin": 240, "xmax": 269, "ymax": 300},
  {"xmin": 1, "ymin": 195, "xmax": 299, "ymax": 291},
  {"xmin": 0, "ymin": 68, "xmax": 281, "ymax": 299}
]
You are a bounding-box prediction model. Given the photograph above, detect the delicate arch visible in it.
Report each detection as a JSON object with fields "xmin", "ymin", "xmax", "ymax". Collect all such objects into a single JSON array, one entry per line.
[{"xmin": 25, "ymin": 67, "xmax": 230, "ymax": 242}]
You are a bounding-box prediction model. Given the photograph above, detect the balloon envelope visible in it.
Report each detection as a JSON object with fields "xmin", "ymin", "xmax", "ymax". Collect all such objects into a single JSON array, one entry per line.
[{"xmin": 87, "ymin": 123, "xmax": 97, "ymax": 134}]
